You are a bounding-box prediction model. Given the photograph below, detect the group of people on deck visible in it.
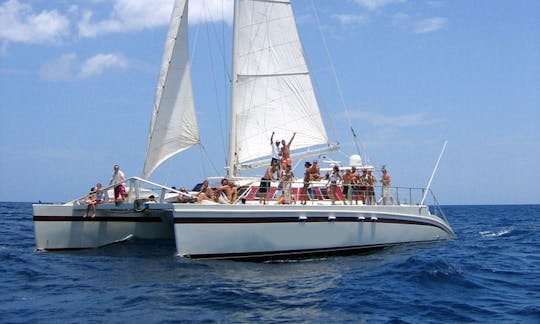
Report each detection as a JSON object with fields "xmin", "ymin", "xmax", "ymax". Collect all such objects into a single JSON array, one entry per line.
[
  {"xmin": 85, "ymin": 133, "xmax": 394, "ymax": 208},
  {"xmin": 259, "ymin": 132, "xmax": 297, "ymax": 204},
  {"xmin": 326, "ymin": 165, "xmax": 392, "ymax": 205},
  {"xmin": 259, "ymin": 131, "xmax": 395, "ymax": 205},
  {"xmin": 83, "ymin": 164, "xmax": 127, "ymax": 216},
  {"xmin": 195, "ymin": 178, "xmax": 238, "ymax": 203}
]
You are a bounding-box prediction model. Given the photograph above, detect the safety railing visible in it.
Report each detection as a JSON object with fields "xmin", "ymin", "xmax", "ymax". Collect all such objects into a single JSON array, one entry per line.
[
  {"xmin": 237, "ymin": 180, "xmax": 448, "ymax": 220},
  {"xmin": 70, "ymin": 176, "xmax": 194, "ymax": 205}
]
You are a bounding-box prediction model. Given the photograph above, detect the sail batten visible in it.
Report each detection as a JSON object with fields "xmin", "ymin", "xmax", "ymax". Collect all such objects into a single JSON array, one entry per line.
[
  {"xmin": 237, "ymin": 71, "xmax": 309, "ymax": 78},
  {"xmin": 142, "ymin": 0, "xmax": 199, "ymax": 179}
]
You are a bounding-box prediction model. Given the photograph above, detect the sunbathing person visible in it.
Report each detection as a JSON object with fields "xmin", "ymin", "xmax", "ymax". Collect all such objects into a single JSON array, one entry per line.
[
  {"xmin": 215, "ymin": 179, "xmax": 238, "ymax": 203},
  {"xmin": 196, "ymin": 180, "xmax": 215, "ymax": 202}
]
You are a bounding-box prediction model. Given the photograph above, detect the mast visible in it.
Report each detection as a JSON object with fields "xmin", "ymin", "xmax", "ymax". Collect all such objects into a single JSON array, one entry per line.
[{"xmin": 227, "ymin": 0, "xmax": 240, "ymax": 178}]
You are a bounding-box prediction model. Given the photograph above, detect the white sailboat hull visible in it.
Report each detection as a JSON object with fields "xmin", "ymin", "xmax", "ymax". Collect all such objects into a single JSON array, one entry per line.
[
  {"xmin": 173, "ymin": 204, "xmax": 455, "ymax": 260},
  {"xmin": 33, "ymin": 203, "xmax": 174, "ymax": 250}
]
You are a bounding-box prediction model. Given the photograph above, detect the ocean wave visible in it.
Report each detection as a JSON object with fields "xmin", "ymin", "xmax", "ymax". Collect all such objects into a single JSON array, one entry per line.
[
  {"xmin": 479, "ymin": 228, "xmax": 512, "ymax": 238},
  {"xmin": 391, "ymin": 256, "xmax": 487, "ymax": 291},
  {"xmin": 2, "ymin": 202, "xmax": 539, "ymax": 323}
]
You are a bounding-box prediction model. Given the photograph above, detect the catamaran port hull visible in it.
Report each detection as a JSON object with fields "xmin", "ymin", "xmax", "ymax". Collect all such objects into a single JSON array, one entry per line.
[
  {"xmin": 173, "ymin": 204, "xmax": 455, "ymax": 260},
  {"xmin": 33, "ymin": 203, "xmax": 174, "ymax": 250}
]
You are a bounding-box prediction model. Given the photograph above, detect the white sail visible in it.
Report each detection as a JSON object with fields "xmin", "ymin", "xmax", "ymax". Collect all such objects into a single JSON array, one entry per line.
[
  {"xmin": 229, "ymin": 0, "xmax": 331, "ymax": 175},
  {"xmin": 142, "ymin": 0, "xmax": 199, "ymax": 179}
]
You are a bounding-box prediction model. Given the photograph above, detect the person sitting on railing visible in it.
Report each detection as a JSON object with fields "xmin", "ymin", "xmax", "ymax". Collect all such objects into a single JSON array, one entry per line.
[
  {"xmin": 84, "ymin": 187, "xmax": 97, "ymax": 217},
  {"xmin": 381, "ymin": 167, "xmax": 394, "ymax": 205},
  {"xmin": 95, "ymin": 183, "xmax": 105, "ymax": 204}
]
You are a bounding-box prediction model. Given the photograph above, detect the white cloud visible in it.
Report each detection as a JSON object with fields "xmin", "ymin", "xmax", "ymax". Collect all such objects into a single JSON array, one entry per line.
[
  {"xmin": 332, "ymin": 14, "xmax": 369, "ymax": 25},
  {"xmin": 354, "ymin": 0, "xmax": 406, "ymax": 11},
  {"xmin": 38, "ymin": 53, "xmax": 78, "ymax": 81},
  {"xmin": 39, "ymin": 52, "xmax": 128, "ymax": 81},
  {"xmin": 79, "ymin": 53, "xmax": 128, "ymax": 78},
  {"xmin": 78, "ymin": 0, "xmax": 233, "ymax": 38},
  {"xmin": 413, "ymin": 17, "xmax": 448, "ymax": 34},
  {"xmin": 392, "ymin": 13, "xmax": 448, "ymax": 34},
  {"xmin": 0, "ymin": 0, "xmax": 70, "ymax": 44},
  {"xmin": 392, "ymin": 12, "xmax": 411, "ymax": 27}
]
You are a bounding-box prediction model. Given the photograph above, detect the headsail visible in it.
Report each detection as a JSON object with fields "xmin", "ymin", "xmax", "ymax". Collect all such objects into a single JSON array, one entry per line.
[
  {"xmin": 142, "ymin": 0, "xmax": 199, "ymax": 179},
  {"xmin": 229, "ymin": 0, "xmax": 333, "ymax": 175}
]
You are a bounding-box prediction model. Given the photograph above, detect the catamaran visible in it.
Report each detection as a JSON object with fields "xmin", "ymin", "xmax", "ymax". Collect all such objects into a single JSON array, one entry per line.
[{"xmin": 33, "ymin": 0, "xmax": 455, "ymax": 259}]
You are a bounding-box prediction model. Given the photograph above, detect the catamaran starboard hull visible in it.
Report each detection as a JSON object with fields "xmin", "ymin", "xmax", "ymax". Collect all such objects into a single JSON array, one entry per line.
[
  {"xmin": 173, "ymin": 204, "xmax": 455, "ymax": 260},
  {"xmin": 33, "ymin": 203, "xmax": 174, "ymax": 250}
]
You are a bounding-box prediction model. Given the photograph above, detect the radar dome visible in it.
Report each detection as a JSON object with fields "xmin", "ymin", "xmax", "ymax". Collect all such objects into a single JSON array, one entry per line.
[{"xmin": 349, "ymin": 154, "xmax": 362, "ymax": 167}]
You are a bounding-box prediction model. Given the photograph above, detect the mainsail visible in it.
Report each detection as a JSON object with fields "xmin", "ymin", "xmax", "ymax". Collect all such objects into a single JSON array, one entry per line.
[
  {"xmin": 229, "ymin": 0, "xmax": 332, "ymax": 175},
  {"xmin": 142, "ymin": 0, "xmax": 199, "ymax": 179}
]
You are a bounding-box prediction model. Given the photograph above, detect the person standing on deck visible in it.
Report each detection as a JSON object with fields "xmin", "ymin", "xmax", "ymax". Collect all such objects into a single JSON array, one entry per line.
[
  {"xmin": 381, "ymin": 167, "xmax": 395, "ymax": 205},
  {"xmin": 300, "ymin": 161, "xmax": 312, "ymax": 205},
  {"xmin": 259, "ymin": 160, "xmax": 278, "ymax": 204},
  {"xmin": 342, "ymin": 169, "xmax": 352, "ymax": 204},
  {"xmin": 366, "ymin": 169, "xmax": 377, "ymax": 205},
  {"xmin": 327, "ymin": 165, "xmax": 342, "ymax": 205},
  {"xmin": 350, "ymin": 166, "xmax": 361, "ymax": 205},
  {"xmin": 280, "ymin": 163, "xmax": 295, "ymax": 204},
  {"xmin": 280, "ymin": 132, "xmax": 296, "ymax": 169},
  {"xmin": 270, "ymin": 132, "xmax": 282, "ymax": 169},
  {"xmin": 308, "ymin": 160, "xmax": 322, "ymax": 181},
  {"xmin": 109, "ymin": 164, "xmax": 126, "ymax": 203}
]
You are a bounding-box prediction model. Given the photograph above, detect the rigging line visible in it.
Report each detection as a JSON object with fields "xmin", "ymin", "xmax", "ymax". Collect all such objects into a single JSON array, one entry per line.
[
  {"xmin": 198, "ymin": 143, "xmax": 221, "ymax": 176},
  {"xmin": 204, "ymin": 0, "xmax": 232, "ymax": 82},
  {"xmin": 221, "ymin": 0, "xmax": 229, "ymax": 82},
  {"xmin": 202, "ymin": 2, "xmax": 228, "ymax": 161},
  {"xmin": 309, "ymin": 0, "xmax": 368, "ymax": 161}
]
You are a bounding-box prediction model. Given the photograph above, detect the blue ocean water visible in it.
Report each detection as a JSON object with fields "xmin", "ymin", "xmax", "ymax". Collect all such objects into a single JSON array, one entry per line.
[{"xmin": 0, "ymin": 203, "xmax": 538, "ymax": 323}]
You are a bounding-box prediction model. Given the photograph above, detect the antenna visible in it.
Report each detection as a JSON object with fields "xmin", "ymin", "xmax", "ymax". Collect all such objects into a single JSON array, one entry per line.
[{"xmin": 420, "ymin": 141, "xmax": 448, "ymax": 205}]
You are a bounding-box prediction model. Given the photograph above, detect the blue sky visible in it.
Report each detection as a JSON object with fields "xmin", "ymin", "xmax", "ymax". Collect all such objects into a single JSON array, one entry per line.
[{"xmin": 1, "ymin": 0, "xmax": 538, "ymax": 204}]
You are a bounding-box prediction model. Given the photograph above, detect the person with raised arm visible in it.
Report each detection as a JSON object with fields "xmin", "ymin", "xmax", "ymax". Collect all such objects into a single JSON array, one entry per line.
[
  {"xmin": 280, "ymin": 132, "xmax": 296, "ymax": 169},
  {"xmin": 270, "ymin": 131, "xmax": 281, "ymax": 170}
]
